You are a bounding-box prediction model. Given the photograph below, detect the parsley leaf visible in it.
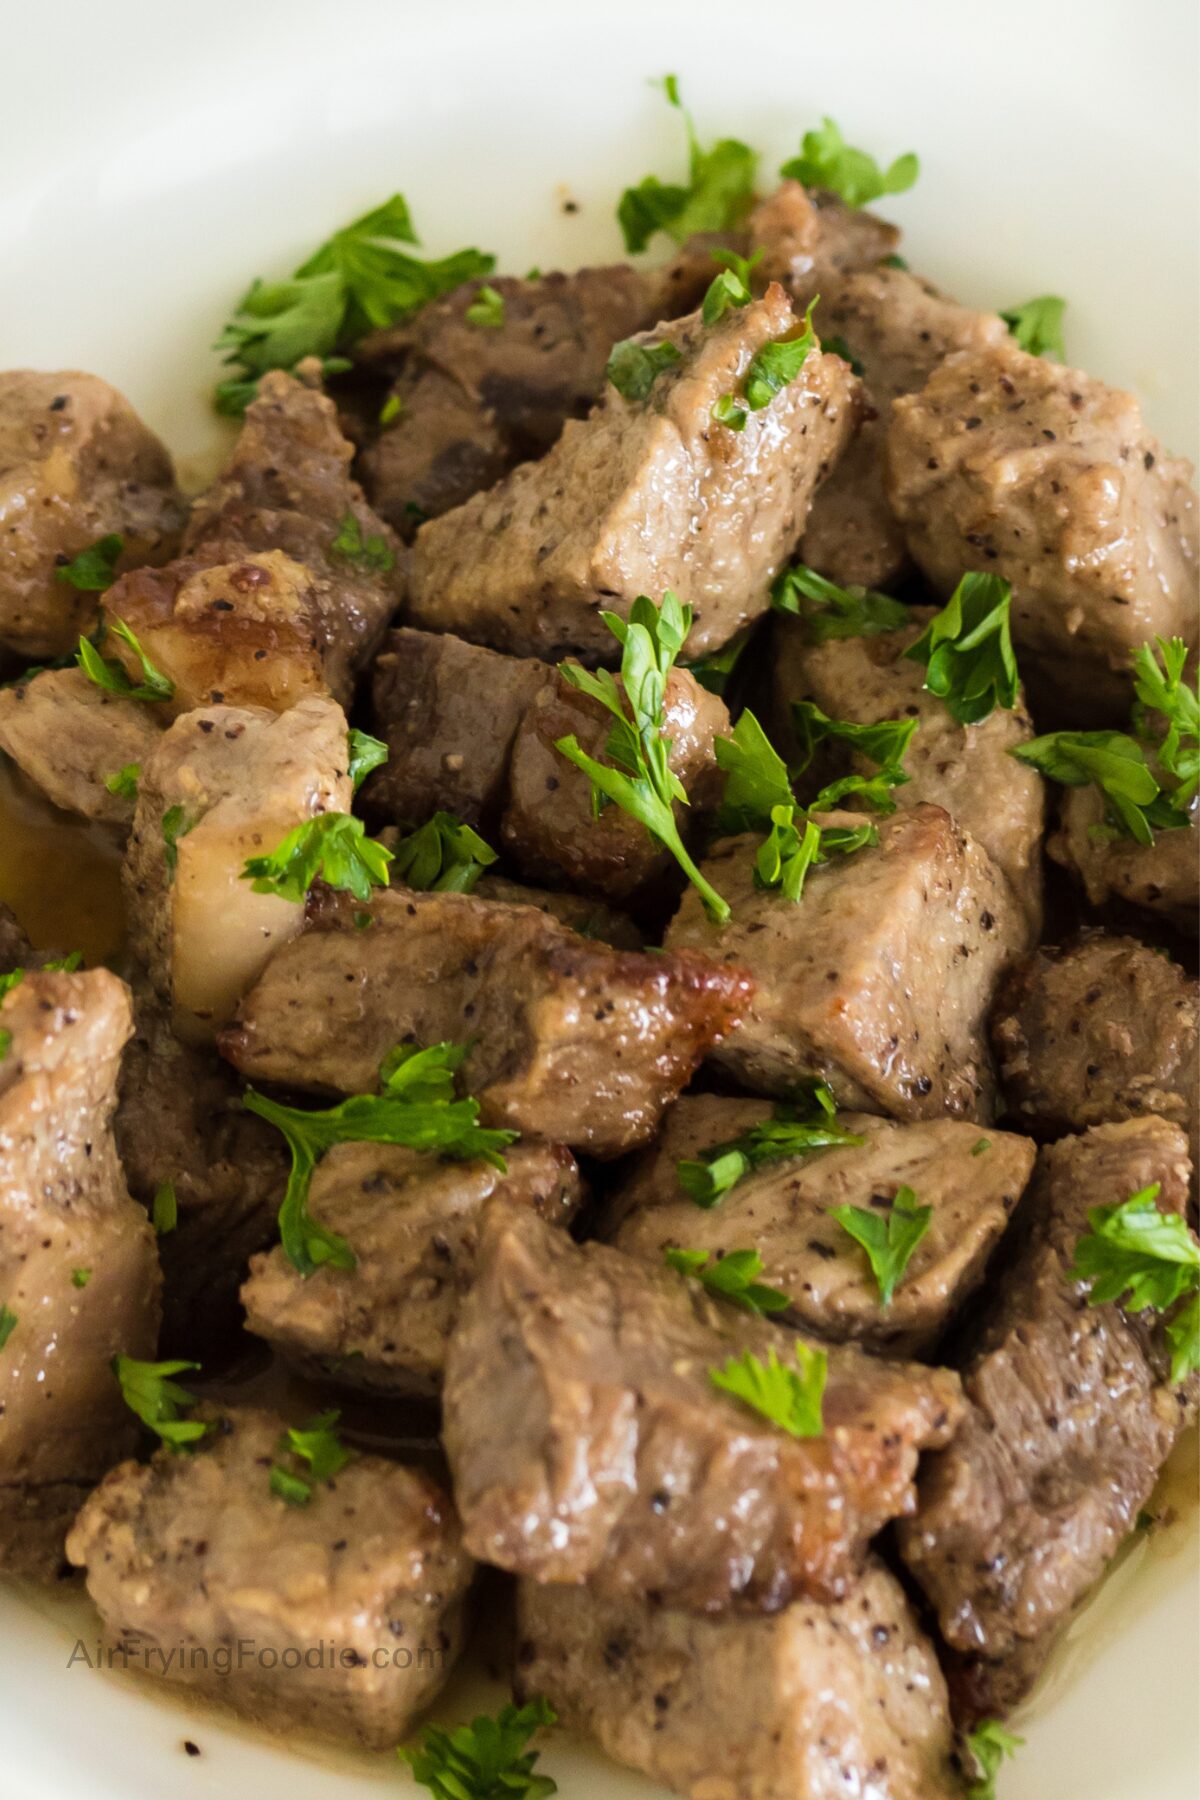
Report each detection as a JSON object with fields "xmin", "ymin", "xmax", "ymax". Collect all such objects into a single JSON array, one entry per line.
[
  {"xmin": 104, "ymin": 762, "xmax": 141, "ymax": 799},
  {"xmin": 379, "ymin": 392, "xmax": 403, "ymax": 426},
  {"xmin": 665, "ymin": 1247, "xmax": 790, "ymax": 1315},
  {"xmin": 710, "ymin": 393, "xmax": 748, "ymax": 430},
  {"xmin": 465, "ymin": 284, "xmax": 506, "ymax": 329},
  {"xmin": 821, "ymin": 334, "xmax": 864, "ymax": 376},
  {"xmin": 684, "ymin": 623, "xmax": 754, "ymax": 697},
  {"xmin": 831, "ymin": 1185, "xmax": 932, "ymax": 1307},
  {"xmin": 400, "ymin": 1697, "xmax": 558, "ymax": 1800},
  {"xmin": 715, "ymin": 709, "xmax": 794, "ymax": 831},
  {"xmin": 791, "ymin": 700, "xmax": 916, "ymax": 814},
  {"xmin": 714, "ymin": 300, "xmax": 818, "ymax": 427},
  {"xmin": 393, "ymin": 812, "xmax": 498, "ymax": 894},
  {"xmin": 709, "ymin": 1341, "xmax": 826, "ymax": 1437},
  {"xmin": 701, "ymin": 253, "xmax": 759, "ymax": 325},
  {"xmin": 605, "ymin": 336, "xmax": 682, "ymax": 402},
  {"xmin": 780, "ymin": 117, "xmax": 919, "ymax": 209},
  {"xmin": 678, "ymin": 1083, "xmax": 865, "ymax": 1207},
  {"xmin": 244, "ymin": 1041, "xmax": 517, "ymax": 1277},
  {"xmin": 0, "ymin": 1028, "xmax": 10, "ymax": 1060},
  {"xmin": 963, "ymin": 1720, "xmax": 1024, "ymax": 1800},
  {"xmin": 1000, "ymin": 294, "xmax": 1066, "ymax": 360},
  {"xmin": 270, "ymin": 1408, "xmax": 353, "ymax": 1505},
  {"xmin": 241, "ymin": 812, "xmax": 394, "ymax": 905},
  {"xmin": 0, "ymin": 1305, "xmax": 17, "ymax": 1351},
  {"xmin": 71, "ymin": 1268, "xmax": 91, "ymax": 1289},
  {"xmin": 1010, "ymin": 729, "xmax": 1177, "ymax": 845},
  {"xmin": 330, "ymin": 510, "xmax": 395, "ymax": 574},
  {"xmin": 754, "ymin": 804, "xmax": 877, "ymax": 900},
  {"xmin": 1132, "ymin": 635, "xmax": 1199, "ymax": 810},
  {"xmin": 617, "ymin": 74, "xmax": 757, "ymax": 254},
  {"xmin": 77, "ymin": 617, "xmax": 174, "ymax": 704},
  {"xmin": 555, "ymin": 592, "xmax": 730, "ymax": 922},
  {"xmin": 903, "ymin": 572, "xmax": 1018, "ymax": 724},
  {"xmin": 113, "ymin": 1355, "xmax": 212, "ymax": 1454},
  {"xmin": 161, "ymin": 805, "xmax": 197, "ymax": 877},
  {"xmin": 771, "ymin": 562, "xmax": 910, "ymax": 642},
  {"xmin": 1068, "ymin": 1183, "xmax": 1200, "ymax": 1382},
  {"xmin": 55, "ymin": 533, "xmax": 123, "ymax": 593},
  {"xmin": 347, "ymin": 728, "xmax": 388, "ymax": 791},
  {"xmin": 152, "ymin": 1180, "xmax": 177, "ymax": 1235}
]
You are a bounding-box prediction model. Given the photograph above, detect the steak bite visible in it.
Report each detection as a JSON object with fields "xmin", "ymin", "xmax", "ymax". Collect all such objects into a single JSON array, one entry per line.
[
  {"xmin": 885, "ymin": 341, "xmax": 1200, "ymax": 722},
  {"xmin": 0, "ymin": 369, "xmax": 184, "ymax": 660},
  {"xmin": 0, "ymin": 969, "xmax": 161, "ymax": 1578},
  {"xmin": 749, "ymin": 180, "xmax": 901, "ymax": 301},
  {"xmin": 124, "ymin": 695, "xmax": 351, "ymax": 1044},
  {"xmin": 992, "ymin": 935, "xmax": 1198, "ymax": 1171},
  {"xmin": 406, "ymin": 284, "xmax": 859, "ymax": 664},
  {"xmin": 0, "ymin": 667, "xmax": 164, "ymax": 828},
  {"xmin": 665, "ymin": 803, "xmax": 1029, "ymax": 1121},
  {"xmin": 470, "ymin": 875, "xmax": 642, "ymax": 950},
  {"xmin": 241, "ymin": 1141, "xmax": 582, "ymax": 1400},
  {"xmin": 66, "ymin": 1404, "xmax": 473, "ymax": 1749},
  {"xmin": 898, "ymin": 1117, "xmax": 1198, "ymax": 1720},
  {"xmin": 1050, "ymin": 786, "xmax": 1198, "ymax": 935},
  {"xmin": 442, "ymin": 1203, "xmax": 963, "ymax": 1612},
  {"xmin": 515, "ymin": 1558, "xmax": 962, "ymax": 1800},
  {"xmin": 772, "ymin": 606, "xmax": 1045, "ymax": 917},
  {"xmin": 222, "ymin": 887, "xmax": 750, "ymax": 1157},
  {"xmin": 603, "ymin": 1094, "xmax": 1036, "ymax": 1356}
]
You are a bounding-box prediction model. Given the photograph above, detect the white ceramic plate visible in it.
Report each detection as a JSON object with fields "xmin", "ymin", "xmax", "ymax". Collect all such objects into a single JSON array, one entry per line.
[{"xmin": 1, "ymin": 2, "xmax": 1197, "ymax": 1795}]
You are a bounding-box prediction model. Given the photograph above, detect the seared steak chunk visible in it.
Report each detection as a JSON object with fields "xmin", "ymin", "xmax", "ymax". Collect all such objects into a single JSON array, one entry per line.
[
  {"xmin": 515, "ymin": 1558, "xmax": 962, "ymax": 1800},
  {"xmin": 443, "ymin": 1203, "xmax": 962, "ymax": 1611},
  {"xmin": 0, "ymin": 667, "xmax": 163, "ymax": 828},
  {"xmin": 124, "ymin": 696, "xmax": 351, "ymax": 1042},
  {"xmin": 885, "ymin": 341, "xmax": 1199, "ymax": 722},
  {"xmin": 66, "ymin": 1404, "xmax": 473, "ymax": 1748},
  {"xmin": 898, "ymin": 1117, "xmax": 1197, "ymax": 1719},
  {"xmin": 665, "ymin": 804, "xmax": 1028, "ymax": 1120},
  {"xmin": 242, "ymin": 1141, "xmax": 581, "ymax": 1399},
  {"xmin": 407, "ymin": 284, "xmax": 859, "ymax": 663},
  {"xmin": 749, "ymin": 180, "xmax": 900, "ymax": 301},
  {"xmin": 604, "ymin": 1094, "xmax": 1035, "ymax": 1356},
  {"xmin": 0, "ymin": 969, "xmax": 160, "ymax": 1577},
  {"xmin": 471, "ymin": 875, "xmax": 642, "ymax": 949},
  {"xmin": 222, "ymin": 888, "xmax": 750, "ymax": 1157},
  {"xmin": 0, "ymin": 369, "xmax": 184, "ymax": 659},
  {"xmin": 1050, "ymin": 786, "xmax": 1198, "ymax": 935}
]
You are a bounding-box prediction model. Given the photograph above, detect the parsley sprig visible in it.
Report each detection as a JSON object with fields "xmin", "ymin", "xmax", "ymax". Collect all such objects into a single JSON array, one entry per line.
[
  {"xmin": 831, "ymin": 1185, "xmax": 932, "ymax": 1307},
  {"xmin": 678, "ymin": 1082, "xmax": 865, "ymax": 1207},
  {"xmin": 780, "ymin": 117, "xmax": 918, "ymax": 208},
  {"xmin": 465, "ymin": 284, "xmax": 506, "ymax": 329},
  {"xmin": 1068, "ymin": 1183, "xmax": 1200, "ymax": 1384},
  {"xmin": 330, "ymin": 511, "xmax": 395, "ymax": 574},
  {"xmin": 347, "ymin": 728, "xmax": 388, "ymax": 790},
  {"xmin": 712, "ymin": 299, "xmax": 818, "ymax": 432},
  {"xmin": 555, "ymin": 591, "xmax": 730, "ymax": 922},
  {"xmin": 605, "ymin": 335, "xmax": 681, "ymax": 402},
  {"xmin": 0, "ymin": 1305, "xmax": 17, "ymax": 1351},
  {"xmin": 963, "ymin": 1721, "xmax": 1024, "ymax": 1800},
  {"xmin": 241, "ymin": 812, "xmax": 393, "ymax": 904},
  {"xmin": 1132, "ymin": 635, "xmax": 1199, "ymax": 810},
  {"xmin": 666, "ymin": 1247, "xmax": 790, "ymax": 1315},
  {"xmin": 709, "ymin": 1341, "xmax": 827, "ymax": 1437},
  {"xmin": 393, "ymin": 812, "xmax": 498, "ymax": 894},
  {"xmin": 270, "ymin": 1409, "xmax": 353, "ymax": 1506},
  {"xmin": 791, "ymin": 700, "xmax": 916, "ymax": 814},
  {"xmin": 1000, "ymin": 294, "xmax": 1066, "ymax": 360},
  {"xmin": 112, "ymin": 1355, "xmax": 212, "ymax": 1454},
  {"xmin": 617, "ymin": 74, "xmax": 757, "ymax": 254},
  {"xmin": 771, "ymin": 563, "xmax": 910, "ymax": 642},
  {"xmin": 245, "ymin": 1042, "xmax": 517, "ymax": 1277},
  {"xmin": 104, "ymin": 763, "xmax": 141, "ymax": 800},
  {"xmin": 400, "ymin": 1698, "xmax": 558, "ymax": 1800},
  {"xmin": 56, "ymin": 533, "xmax": 124, "ymax": 593},
  {"xmin": 701, "ymin": 248, "xmax": 762, "ymax": 325},
  {"xmin": 77, "ymin": 616, "xmax": 174, "ymax": 704},
  {"xmin": 903, "ymin": 572, "xmax": 1018, "ymax": 725}
]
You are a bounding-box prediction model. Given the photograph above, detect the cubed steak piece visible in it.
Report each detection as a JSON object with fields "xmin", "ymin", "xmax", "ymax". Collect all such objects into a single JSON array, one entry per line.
[
  {"xmin": 242, "ymin": 1141, "xmax": 582, "ymax": 1400},
  {"xmin": 604, "ymin": 1094, "xmax": 1035, "ymax": 1356},
  {"xmin": 222, "ymin": 887, "xmax": 750, "ymax": 1157},
  {"xmin": 0, "ymin": 667, "xmax": 164, "ymax": 828},
  {"xmin": 1050, "ymin": 786, "xmax": 1198, "ymax": 935},
  {"xmin": 183, "ymin": 368, "xmax": 403, "ymax": 700},
  {"xmin": 407, "ymin": 284, "xmax": 859, "ymax": 663},
  {"xmin": 992, "ymin": 934, "xmax": 1198, "ymax": 1174},
  {"xmin": 772, "ymin": 605, "xmax": 1045, "ymax": 916},
  {"xmin": 0, "ymin": 969, "xmax": 161, "ymax": 1577},
  {"xmin": 0, "ymin": 369, "xmax": 184, "ymax": 659},
  {"xmin": 665, "ymin": 803, "xmax": 1029, "ymax": 1121},
  {"xmin": 515, "ymin": 1558, "xmax": 962, "ymax": 1800},
  {"xmin": 749, "ymin": 180, "xmax": 900, "ymax": 302},
  {"xmin": 443, "ymin": 1203, "xmax": 962, "ymax": 1612},
  {"xmin": 66, "ymin": 1404, "xmax": 473, "ymax": 1748},
  {"xmin": 898, "ymin": 1117, "xmax": 1198, "ymax": 1720},
  {"xmin": 885, "ymin": 341, "xmax": 1199, "ymax": 722},
  {"xmin": 124, "ymin": 695, "xmax": 351, "ymax": 1043},
  {"xmin": 471, "ymin": 875, "xmax": 642, "ymax": 950},
  {"xmin": 115, "ymin": 982, "xmax": 288, "ymax": 1352}
]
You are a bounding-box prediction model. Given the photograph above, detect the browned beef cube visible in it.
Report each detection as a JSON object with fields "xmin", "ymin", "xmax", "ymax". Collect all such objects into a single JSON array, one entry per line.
[
  {"xmin": 221, "ymin": 888, "xmax": 750, "ymax": 1157},
  {"xmin": 241, "ymin": 1141, "xmax": 581, "ymax": 1399},
  {"xmin": 470, "ymin": 875, "xmax": 642, "ymax": 949},
  {"xmin": 0, "ymin": 969, "xmax": 161, "ymax": 1576},
  {"xmin": 1050, "ymin": 786, "xmax": 1198, "ymax": 935},
  {"xmin": 356, "ymin": 363, "xmax": 510, "ymax": 537},
  {"xmin": 0, "ymin": 370, "xmax": 184, "ymax": 659},
  {"xmin": 66, "ymin": 1405, "xmax": 473, "ymax": 1748},
  {"xmin": 407, "ymin": 284, "xmax": 859, "ymax": 664},
  {"xmin": 443, "ymin": 1202, "xmax": 962, "ymax": 1612},
  {"xmin": 515, "ymin": 1558, "xmax": 962, "ymax": 1800},
  {"xmin": 665, "ymin": 804, "xmax": 1029, "ymax": 1121},
  {"xmin": 749, "ymin": 180, "xmax": 900, "ymax": 302},
  {"xmin": 885, "ymin": 341, "xmax": 1199, "ymax": 723},
  {"xmin": 898, "ymin": 1117, "xmax": 1197, "ymax": 1720},
  {"xmin": 0, "ymin": 667, "xmax": 164, "ymax": 828},
  {"xmin": 604, "ymin": 1094, "xmax": 1035, "ymax": 1356}
]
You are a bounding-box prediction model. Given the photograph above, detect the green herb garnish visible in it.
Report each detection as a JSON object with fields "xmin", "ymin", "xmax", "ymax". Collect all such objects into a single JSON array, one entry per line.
[
  {"xmin": 161, "ymin": 806, "xmax": 197, "ymax": 877},
  {"xmin": 330, "ymin": 510, "xmax": 395, "ymax": 574},
  {"xmin": 605, "ymin": 336, "xmax": 682, "ymax": 402},
  {"xmin": 0, "ymin": 1305, "xmax": 17, "ymax": 1350},
  {"xmin": 112, "ymin": 1355, "xmax": 212, "ymax": 1453},
  {"xmin": 709, "ymin": 1341, "xmax": 826, "ymax": 1437},
  {"xmin": 963, "ymin": 1720, "xmax": 1024, "ymax": 1800},
  {"xmin": 270, "ymin": 1408, "xmax": 353, "ymax": 1505},
  {"xmin": 55, "ymin": 534, "xmax": 123, "ymax": 593},
  {"xmin": 77, "ymin": 617, "xmax": 174, "ymax": 704},
  {"xmin": 791, "ymin": 700, "xmax": 916, "ymax": 814},
  {"xmin": 684, "ymin": 623, "xmax": 754, "ymax": 697},
  {"xmin": 780, "ymin": 117, "xmax": 918, "ymax": 208},
  {"xmin": 1000, "ymin": 295, "xmax": 1066, "ymax": 360},
  {"xmin": 392, "ymin": 812, "xmax": 498, "ymax": 894},
  {"xmin": 104, "ymin": 763, "xmax": 141, "ymax": 799},
  {"xmin": 903, "ymin": 572, "xmax": 1018, "ymax": 724},
  {"xmin": 617, "ymin": 74, "xmax": 757, "ymax": 254},
  {"xmin": 771, "ymin": 563, "xmax": 909, "ymax": 642},
  {"xmin": 678, "ymin": 1082, "xmax": 865, "ymax": 1207},
  {"xmin": 400, "ymin": 1697, "xmax": 558, "ymax": 1800},
  {"xmin": 714, "ymin": 299, "xmax": 818, "ymax": 427},
  {"xmin": 831, "ymin": 1185, "xmax": 932, "ymax": 1307},
  {"xmin": 71, "ymin": 1269, "xmax": 91, "ymax": 1289},
  {"xmin": 152, "ymin": 1180, "xmax": 177, "ymax": 1235},
  {"xmin": 465, "ymin": 284, "xmax": 506, "ymax": 329},
  {"xmin": 347, "ymin": 728, "xmax": 388, "ymax": 790},
  {"xmin": 241, "ymin": 812, "xmax": 393, "ymax": 904},
  {"xmin": 1068, "ymin": 1184, "xmax": 1200, "ymax": 1384},
  {"xmin": 665, "ymin": 1247, "xmax": 790, "ymax": 1315}
]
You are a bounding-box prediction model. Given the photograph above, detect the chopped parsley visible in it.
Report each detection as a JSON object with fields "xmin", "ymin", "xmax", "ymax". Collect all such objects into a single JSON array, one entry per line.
[
  {"xmin": 701, "ymin": 251, "xmax": 760, "ymax": 325},
  {"xmin": 77, "ymin": 617, "xmax": 174, "ymax": 704},
  {"xmin": 379, "ymin": 392, "xmax": 403, "ymax": 426},
  {"xmin": 152, "ymin": 1180, "xmax": 177, "ymax": 1235},
  {"xmin": 903, "ymin": 572, "xmax": 1018, "ymax": 725},
  {"xmin": 678, "ymin": 1082, "xmax": 865, "ymax": 1207},
  {"xmin": 831, "ymin": 1185, "xmax": 933, "ymax": 1307},
  {"xmin": 555, "ymin": 591, "xmax": 730, "ymax": 922},
  {"xmin": 241, "ymin": 812, "xmax": 393, "ymax": 905},
  {"xmin": 71, "ymin": 1269, "xmax": 91, "ymax": 1289},
  {"xmin": 464, "ymin": 284, "xmax": 506, "ymax": 329},
  {"xmin": 104, "ymin": 762, "xmax": 141, "ymax": 800},
  {"xmin": 665, "ymin": 1247, "xmax": 790, "ymax": 1316},
  {"xmin": 0, "ymin": 1305, "xmax": 17, "ymax": 1351},
  {"xmin": 1131, "ymin": 634, "xmax": 1199, "ymax": 811},
  {"xmin": 771, "ymin": 562, "xmax": 910, "ymax": 642},
  {"xmin": 1000, "ymin": 294, "xmax": 1066, "ymax": 360},
  {"xmin": 0, "ymin": 1029, "xmax": 10, "ymax": 1061},
  {"xmin": 791, "ymin": 701, "xmax": 917, "ymax": 814},
  {"xmin": 605, "ymin": 336, "xmax": 682, "ymax": 402},
  {"xmin": 347, "ymin": 728, "xmax": 388, "ymax": 790},
  {"xmin": 245, "ymin": 1041, "xmax": 516, "ymax": 1277},
  {"xmin": 270, "ymin": 1408, "xmax": 353, "ymax": 1505},
  {"xmin": 710, "ymin": 392, "xmax": 748, "ymax": 431},
  {"xmin": 330, "ymin": 510, "xmax": 395, "ymax": 574},
  {"xmin": 400, "ymin": 1697, "xmax": 558, "ymax": 1800},
  {"xmin": 963, "ymin": 1720, "xmax": 1023, "ymax": 1800},
  {"xmin": 161, "ymin": 806, "xmax": 197, "ymax": 877},
  {"xmin": 709, "ymin": 1341, "xmax": 826, "ymax": 1438},
  {"xmin": 714, "ymin": 300, "xmax": 818, "ymax": 428},
  {"xmin": 392, "ymin": 812, "xmax": 498, "ymax": 894},
  {"xmin": 971, "ymin": 1138, "xmax": 991, "ymax": 1157},
  {"xmin": 780, "ymin": 117, "xmax": 919, "ymax": 209},
  {"xmin": 1068, "ymin": 1183, "xmax": 1200, "ymax": 1384},
  {"xmin": 55, "ymin": 534, "xmax": 124, "ymax": 593},
  {"xmin": 617, "ymin": 74, "xmax": 757, "ymax": 254},
  {"xmin": 112, "ymin": 1355, "xmax": 212, "ymax": 1454}
]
